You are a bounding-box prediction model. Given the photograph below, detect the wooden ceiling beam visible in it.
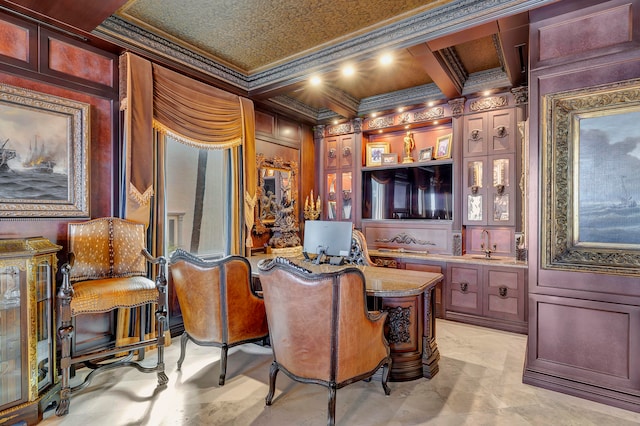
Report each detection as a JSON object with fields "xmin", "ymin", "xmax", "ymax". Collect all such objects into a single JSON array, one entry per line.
[
  {"xmin": 497, "ymin": 12, "xmax": 529, "ymax": 87},
  {"xmin": 407, "ymin": 43, "xmax": 462, "ymax": 99},
  {"xmin": 427, "ymin": 21, "xmax": 499, "ymax": 51},
  {"xmin": 0, "ymin": 0, "xmax": 128, "ymax": 32}
]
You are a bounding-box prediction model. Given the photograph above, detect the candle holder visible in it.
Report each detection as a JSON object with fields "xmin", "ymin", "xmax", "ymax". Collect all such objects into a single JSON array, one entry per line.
[{"xmin": 304, "ymin": 190, "xmax": 322, "ymax": 220}]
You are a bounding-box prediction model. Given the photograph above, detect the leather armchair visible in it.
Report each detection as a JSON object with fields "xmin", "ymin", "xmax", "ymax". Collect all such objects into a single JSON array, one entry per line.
[
  {"xmin": 56, "ymin": 217, "xmax": 168, "ymax": 416},
  {"xmin": 257, "ymin": 257, "xmax": 391, "ymax": 426},
  {"xmin": 168, "ymin": 249, "xmax": 269, "ymax": 385}
]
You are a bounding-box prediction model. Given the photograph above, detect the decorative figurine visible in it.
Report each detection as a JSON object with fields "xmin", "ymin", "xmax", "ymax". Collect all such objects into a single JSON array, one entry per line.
[{"xmin": 403, "ymin": 131, "xmax": 415, "ymax": 163}]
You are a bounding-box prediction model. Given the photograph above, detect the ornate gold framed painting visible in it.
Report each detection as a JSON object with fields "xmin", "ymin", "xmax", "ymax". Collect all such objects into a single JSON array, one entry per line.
[
  {"xmin": 541, "ymin": 78, "xmax": 640, "ymax": 276},
  {"xmin": 365, "ymin": 142, "xmax": 390, "ymax": 167},
  {"xmin": 0, "ymin": 84, "xmax": 90, "ymax": 218}
]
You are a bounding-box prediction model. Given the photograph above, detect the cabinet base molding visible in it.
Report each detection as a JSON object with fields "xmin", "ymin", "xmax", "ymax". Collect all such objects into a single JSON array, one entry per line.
[
  {"xmin": 444, "ymin": 311, "xmax": 527, "ymax": 334},
  {"xmin": 523, "ymin": 368, "xmax": 640, "ymax": 414}
]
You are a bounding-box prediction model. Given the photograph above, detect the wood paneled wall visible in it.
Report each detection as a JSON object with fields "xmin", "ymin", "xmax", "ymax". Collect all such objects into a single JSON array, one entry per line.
[
  {"xmin": 524, "ymin": 0, "xmax": 640, "ymax": 413},
  {"xmin": 0, "ymin": 10, "xmax": 120, "ymax": 259}
]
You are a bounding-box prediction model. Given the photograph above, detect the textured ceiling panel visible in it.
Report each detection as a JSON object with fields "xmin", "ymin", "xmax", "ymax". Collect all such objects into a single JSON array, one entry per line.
[{"xmin": 117, "ymin": 0, "xmax": 453, "ymax": 73}]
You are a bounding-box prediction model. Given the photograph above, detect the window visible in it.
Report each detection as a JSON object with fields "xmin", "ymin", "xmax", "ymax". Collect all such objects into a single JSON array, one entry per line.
[{"xmin": 165, "ymin": 136, "xmax": 228, "ymax": 258}]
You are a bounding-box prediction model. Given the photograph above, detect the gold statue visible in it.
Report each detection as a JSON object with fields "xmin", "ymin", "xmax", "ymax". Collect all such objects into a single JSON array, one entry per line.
[{"xmin": 403, "ymin": 131, "xmax": 415, "ymax": 163}]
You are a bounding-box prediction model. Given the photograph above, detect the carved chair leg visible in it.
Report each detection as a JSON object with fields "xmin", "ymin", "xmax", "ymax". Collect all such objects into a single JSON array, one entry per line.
[
  {"xmin": 138, "ymin": 305, "xmax": 146, "ymax": 361},
  {"xmin": 381, "ymin": 358, "xmax": 391, "ymax": 396},
  {"xmin": 219, "ymin": 344, "xmax": 228, "ymax": 386},
  {"xmin": 327, "ymin": 384, "xmax": 337, "ymax": 426},
  {"xmin": 55, "ymin": 323, "xmax": 73, "ymax": 416},
  {"xmin": 155, "ymin": 301, "xmax": 168, "ymax": 386},
  {"xmin": 155, "ymin": 262, "xmax": 169, "ymax": 386},
  {"xmin": 265, "ymin": 361, "xmax": 279, "ymax": 405},
  {"xmin": 177, "ymin": 332, "xmax": 189, "ymax": 370},
  {"xmin": 56, "ymin": 269, "xmax": 73, "ymax": 417}
]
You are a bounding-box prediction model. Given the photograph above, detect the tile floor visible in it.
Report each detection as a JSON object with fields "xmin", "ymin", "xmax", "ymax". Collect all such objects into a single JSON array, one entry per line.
[{"xmin": 39, "ymin": 320, "xmax": 640, "ymax": 425}]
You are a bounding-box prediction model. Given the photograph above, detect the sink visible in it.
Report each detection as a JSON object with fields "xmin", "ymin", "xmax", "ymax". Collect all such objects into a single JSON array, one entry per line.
[{"xmin": 470, "ymin": 255, "xmax": 503, "ymax": 261}]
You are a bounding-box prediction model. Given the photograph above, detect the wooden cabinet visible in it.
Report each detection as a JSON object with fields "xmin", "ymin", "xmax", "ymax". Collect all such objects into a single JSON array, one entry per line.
[
  {"xmin": 323, "ymin": 134, "xmax": 355, "ymax": 221},
  {"xmin": 0, "ymin": 237, "xmax": 61, "ymax": 425},
  {"xmin": 462, "ymin": 107, "xmax": 518, "ymax": 227},
  {"xmin": 446, "ymin": 262, "xmax": 526, "ymax": 333},
  {"xmin": 462, "ymin": 108, "xmax": 516, "ymax": 157},
  {"xmin": 401, "ymin": 260, "xmax": 445, "ymax": 318}
]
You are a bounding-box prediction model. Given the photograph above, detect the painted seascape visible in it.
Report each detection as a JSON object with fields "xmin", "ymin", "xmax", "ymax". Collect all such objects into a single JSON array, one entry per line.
[
  {"xmin": 578, "ymin": 110, "xmax": 640, "ymax": 246},
  {"xmin": 0, "ymin": 102, "xmax": 69, "ymax": 201}
]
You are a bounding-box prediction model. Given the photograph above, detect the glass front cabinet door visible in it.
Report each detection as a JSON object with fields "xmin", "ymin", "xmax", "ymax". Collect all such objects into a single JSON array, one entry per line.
[
  {"xmin": 0, "ymin": 237, "xmax": 61, "ymax": 425},
  {"xmin": 323, "ymin": 134, "xmax": 355, "ymax": 221}
]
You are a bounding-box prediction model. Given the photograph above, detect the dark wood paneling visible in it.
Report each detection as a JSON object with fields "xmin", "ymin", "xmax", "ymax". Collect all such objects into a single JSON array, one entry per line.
[
  {"xmin": 1, "ymin": 0, "xmax": 128, "ymax": 32},
  {"xmin": 0, "ymin": 10, "xmax": 36, "ymax": 70}
]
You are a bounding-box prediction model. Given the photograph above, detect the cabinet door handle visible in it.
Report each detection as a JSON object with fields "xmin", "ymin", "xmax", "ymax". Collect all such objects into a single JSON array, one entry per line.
[
  {"xmin": 459, "ymin": 282, "xmax": 468, "ymax": 293},
  {"xmin": 343, "ymin": 146, "xmax": 351, "ymax": 157},
  {"xmin": 328, "ymin": 148, "xmax": 336, "ymax": 158},
  {"xmin": 499, "ymin": 286, "xmax": 508, "ymax": 297}
]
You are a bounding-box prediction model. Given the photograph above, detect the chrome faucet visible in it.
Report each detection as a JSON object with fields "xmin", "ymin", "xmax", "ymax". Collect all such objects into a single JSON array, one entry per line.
[{"xmin": 480, "ymin": 229, "xmax": 497, "ymax": 258}]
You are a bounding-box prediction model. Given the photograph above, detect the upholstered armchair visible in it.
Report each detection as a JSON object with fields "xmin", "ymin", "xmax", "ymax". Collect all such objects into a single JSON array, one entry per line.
[
  {"xmin": 257, "ymin": 257, "xmax": 391, "ymax": 426},
  {"xmin": 56, "ymin": 217, "xmax": 168, "ymax": 416},
  {"xmin": 168, "ymin": 249, "xmax": 269, "ymax": 385},
  {"xmin": 346, "ymin": 228, "xmax": 374, "ymax": 266}
]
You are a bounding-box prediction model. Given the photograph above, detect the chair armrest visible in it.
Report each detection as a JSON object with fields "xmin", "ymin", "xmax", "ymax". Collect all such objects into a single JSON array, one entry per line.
[
  {"xmin": 141, "ymin": 248, "xmax": 166, "ymax": 266},
  {"xmin": 367, "ymin": 310, "xmax": 388, "ymax": 323},
  {"xmin": 58, "ymin": 253, "xmax": 75, "ymax": 297}
]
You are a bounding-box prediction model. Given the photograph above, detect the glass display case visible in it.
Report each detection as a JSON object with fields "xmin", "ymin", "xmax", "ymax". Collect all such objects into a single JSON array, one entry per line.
[{"xmin": 0, "ymin": 237, "xmax": 61, "ymax": 425}]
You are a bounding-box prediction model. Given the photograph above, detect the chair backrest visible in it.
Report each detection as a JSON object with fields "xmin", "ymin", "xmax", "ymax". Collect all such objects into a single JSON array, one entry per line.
[
  {"xmin": 169, "ymin": 249, "xmax": 268, "ymax": 344},
  {"xmin": 258, "ymin": 258, "xmax": 389, "ymax": 384},
  {"xmin": 347, "ymin": 228, "xmax": 374, "ymax": 266},
  {"xmin": 68, "ymin": 217, "xmax": 147, "ymax": 283}
]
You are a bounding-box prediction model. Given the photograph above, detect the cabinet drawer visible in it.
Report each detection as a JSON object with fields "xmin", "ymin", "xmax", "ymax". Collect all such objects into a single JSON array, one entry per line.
[
  {"xmin": 484, "ymin": 267, "xmax": 524, "ymax": 322},
  {"xmin": 446, "ymin": 265, "xmax": 481, "ymax": 315}
]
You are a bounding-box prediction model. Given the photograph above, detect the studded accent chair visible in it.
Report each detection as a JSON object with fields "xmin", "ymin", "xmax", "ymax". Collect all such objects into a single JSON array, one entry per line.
[
  {"xmin": 168, "ymin": 249, "xmax": 269, "ymax": 385},
  {"xmin": 56, "ymin": 217, "xmax": 168, "ymax": 416},
  {"xmin": 257, "ymin": 257, "xmax": 391, "ymax": 426}
]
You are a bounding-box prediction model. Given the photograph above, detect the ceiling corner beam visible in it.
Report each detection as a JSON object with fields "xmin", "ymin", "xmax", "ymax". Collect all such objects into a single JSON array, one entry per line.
[
  {"xmin": 314, "ymin": 85, "xmax": 360, "ymax": 119},
  {"xmin": 407, "ymin": 43, "xmax": 462, "ymax": 99},
  {"xmin": 497, "ymin": 12, "xmax": 529, "ymax": 87}
]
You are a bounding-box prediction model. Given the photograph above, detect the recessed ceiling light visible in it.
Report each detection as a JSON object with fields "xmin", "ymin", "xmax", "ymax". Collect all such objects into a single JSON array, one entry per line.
[
  {"xmin": 310, "ymin": 76, "xmax": 322, "ymax": 86},
  {"xmin": 333, "ymin": 119, "xmax": 339, "ymax": 125},
  {"xmin": 342, "ymin": 65, "xmax": 355, "ymax": 77},
  {"xmin": 380, "ymin": 53, "xmax": 393, "ymax": 65},
  {"xmin": 404, "ymin": 125, "xmax": 410, "ymax": 129},
  {"xmin": 378, "ymin": 130, "xmax": 383, "ymax": 133},
  {"xmin": 397, "ymin": 107, "xmax": 404, "ymax": 113},
  {"xmin": 483, "ymin": 90, "xmax": 491, "ymax": 96},
  {"xmin": 371, "ymin": 113, "xmax": 378, "ymax": 118},
  {"xmin": 427, "ymin": 101, "xmax": 434, "ymax": 107}
]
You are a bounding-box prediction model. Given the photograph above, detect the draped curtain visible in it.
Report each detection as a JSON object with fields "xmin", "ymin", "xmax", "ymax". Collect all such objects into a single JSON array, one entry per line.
[
  {"xmin": 120, "ymin": 52, "xmax": 256, "ymax": 257},
  {"xmin": 117, "ymin": 52, "xmax": 256, "ymax": 346}
]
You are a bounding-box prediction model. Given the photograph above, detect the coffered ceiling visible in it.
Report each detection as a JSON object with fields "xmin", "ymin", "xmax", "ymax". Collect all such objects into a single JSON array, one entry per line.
[{"xmin": 0, "ymin": 0, "xmax": 558, "ymax": 123}]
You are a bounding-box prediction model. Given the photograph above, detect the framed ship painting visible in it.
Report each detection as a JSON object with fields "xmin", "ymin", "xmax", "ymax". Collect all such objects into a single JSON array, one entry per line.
[
  {"xmin": 0, "ymin": 83, "xmax": 89, "ymax": 217},
  {"xmin": 541, "ymin": 78, "xmax": 640, "ymax": 276}
]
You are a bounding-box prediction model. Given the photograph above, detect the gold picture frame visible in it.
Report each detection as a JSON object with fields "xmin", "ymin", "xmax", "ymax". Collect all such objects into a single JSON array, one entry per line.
[
  {"xmin": 366, "ymin": 142, "xmax": 390, "ymax": 167},
  {"xmin": 542, "ymin": 78, "xmax": 640, "ymax": 276},
  {"xmin": 381, "ymin": 153, "xmax": 398, "ymax": 165},
  {"xmin": 0, "ymin": 83, "xmax": 90, "ymax": 218},
  {"xmin": 435, "ymin": 134, "xmax": 452, "ymax": 159},
  {"xmin": 419, "ymin": 147, "xmax": 433, "ymax": 162}
]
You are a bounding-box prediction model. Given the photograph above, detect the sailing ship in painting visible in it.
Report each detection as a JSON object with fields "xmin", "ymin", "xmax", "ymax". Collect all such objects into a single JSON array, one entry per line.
[
  {"xmin": 22, "ymin": 136, "xmax": 56, "ymax": 173},
  {"xmin": 0, "ymin": 136, "xmax": 67, "ymax": 200},
  {"xmin": 0, "ymin": 138, "xmax": 16, "ymax": 171}
]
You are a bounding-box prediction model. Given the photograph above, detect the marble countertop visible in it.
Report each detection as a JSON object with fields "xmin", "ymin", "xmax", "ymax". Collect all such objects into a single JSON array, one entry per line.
[
  {"xmin": 248, "ymin": 253, "xmax": 443, "ymax": 298},
  {"xmin": 369, "ymin": 249, "xmax": 528, "ymax": 268}
]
